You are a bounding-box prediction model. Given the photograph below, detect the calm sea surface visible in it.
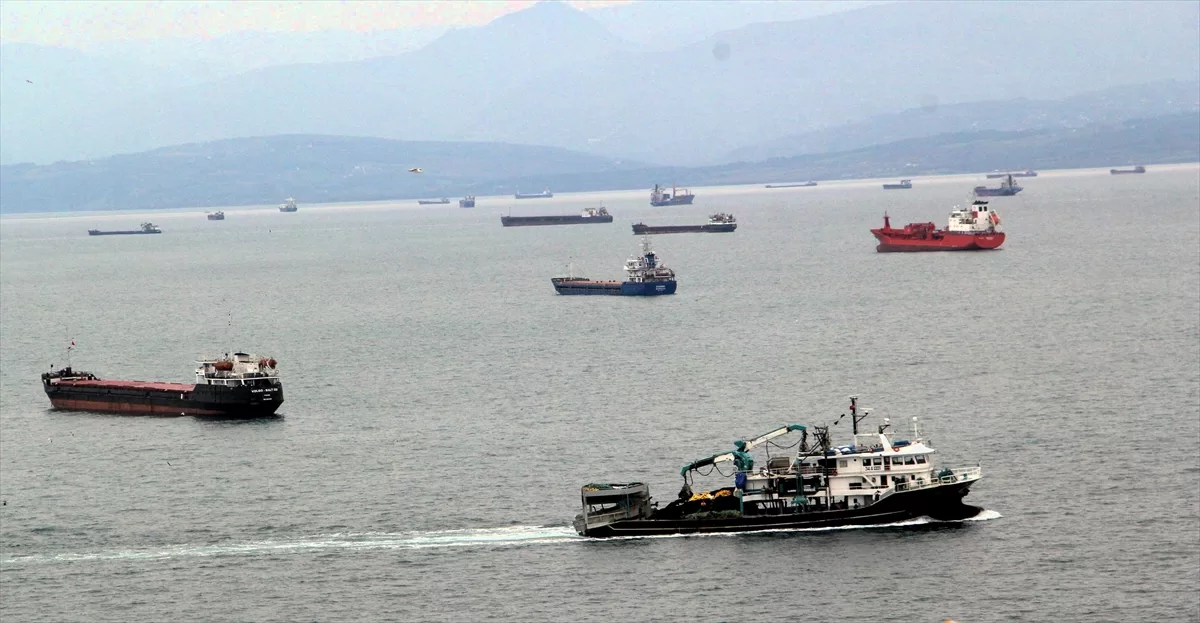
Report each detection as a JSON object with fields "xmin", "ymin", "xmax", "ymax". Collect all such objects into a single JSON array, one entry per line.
[{"xmin": 2, "ymin": 166, "xmax": 1198, "ymax": 622}]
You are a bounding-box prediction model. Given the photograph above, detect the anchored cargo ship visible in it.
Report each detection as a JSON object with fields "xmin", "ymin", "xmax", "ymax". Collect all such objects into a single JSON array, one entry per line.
[
  {"xmin": 650, "ymin": 184, "xmax": 695, "ymax": 206},
  {"xmin": 418, "ymin": 198, "xmax": 450, "ymax": 205},
  {"xmin": 765, "ymin": 182, "xmax": 817, "ymax": 188},
  {"xmin": 573, "ymin": 396, "xmax": 983, "ymax": 537},
  {"xmin": 279, "ymin": 197, "xmax": 298, "ymax": 212},
  {"xmin": 88, "ymin": 222, "xmax": 161, "ymax": 236},
  {"xmin": 1110, "ymin": 165, "xmax": 1146, "ymax": 175},
  {"xmin": 883, "ymin": 179, "xmax": 912, "ymax": 190},
  {"xmin": 459, "ymin": 196, "xmax": 476, "ymax": 208},
  {"xmin": 515, "ymin": 189, "xmax": 553, "ymax": 199},
  {"xmin": 973, "ymin": 174, "xmax": 1023, "ymax": 196},
  {"xmin": 551, "ymin": 238, "xmax": 676, "ymax": 296},
  {"xmin": 871, "ymin": 198, "xmax": 1004, "ymax": 252},
  {"xmin": 987, "ymin": 169, "xmax": 1037, "ymax": 178},
  {"xmin": 501, "ymin": 207, "xmax": 612, "ymax": 227},
  {"xmin": 206, "ymin": 211, "xmax": 225, "ymax": 221},
  {"xmin": 41, "ymin": 352, "xmax": 283, "ymax": 417},
  {"xmin": 631, "ymin": 213, "xmax": 736, "ymax": 235}
]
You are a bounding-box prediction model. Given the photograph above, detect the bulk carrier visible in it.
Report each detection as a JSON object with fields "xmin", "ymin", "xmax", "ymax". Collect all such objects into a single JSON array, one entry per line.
[
  {"xmin": 501, "ymin": 207, "xmax": 612, "ymax": 227},
  {"xmin": 41, "ymin": 352, "xmax": 283, "ymax": 417}
]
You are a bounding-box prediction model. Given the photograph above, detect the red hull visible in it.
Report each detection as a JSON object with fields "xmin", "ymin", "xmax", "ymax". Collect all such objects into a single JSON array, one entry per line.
[
  {"xmin": 48, "ymin": 397, "xmax": 226, "ymax": 416},
  {"xmin": 871, "ymin": 229, "xmax": 1005, "ymax": 252}
]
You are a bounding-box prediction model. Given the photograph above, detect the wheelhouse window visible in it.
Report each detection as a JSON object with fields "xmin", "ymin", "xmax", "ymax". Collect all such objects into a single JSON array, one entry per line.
[{"xmin": 915, "ymin": 455, "xmax": 927, "ymax": 464}]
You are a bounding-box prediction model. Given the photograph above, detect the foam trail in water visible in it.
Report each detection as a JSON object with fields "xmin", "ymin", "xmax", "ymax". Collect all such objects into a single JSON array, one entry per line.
[
  {"xmin": 1, "ymin": 525, "xmax": 582, "ymax": 565},
  {"xmin": 2, "ymin": 511, "xmax": 1002, "ymax": 565}
]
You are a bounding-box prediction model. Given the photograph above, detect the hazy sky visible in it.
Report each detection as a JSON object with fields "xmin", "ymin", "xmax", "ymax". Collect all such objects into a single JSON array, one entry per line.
[{"xmin": 0, "ymin": 0, "xmax": 630, "ymax": 46}]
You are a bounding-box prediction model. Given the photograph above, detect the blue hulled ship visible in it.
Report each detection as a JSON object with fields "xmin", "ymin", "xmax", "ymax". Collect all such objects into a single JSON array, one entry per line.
[{"xmin": 552, "ymin": 238, "xmax": 677, "ymax": 296}]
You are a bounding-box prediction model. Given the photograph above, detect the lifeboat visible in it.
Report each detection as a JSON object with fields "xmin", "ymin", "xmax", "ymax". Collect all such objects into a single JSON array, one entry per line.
[{"xmin": 213, "ymin": 360, "xmax": 234, "ymax": 371}]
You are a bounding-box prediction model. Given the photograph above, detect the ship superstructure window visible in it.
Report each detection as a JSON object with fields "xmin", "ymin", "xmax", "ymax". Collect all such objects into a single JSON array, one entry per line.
[
  {"xmin": 838, "ymin": 460, "xmax": 848, "ymax": 468},
  {"xmin": 916, "ymin": 455, "xmax": 927, "ymax": 464}
]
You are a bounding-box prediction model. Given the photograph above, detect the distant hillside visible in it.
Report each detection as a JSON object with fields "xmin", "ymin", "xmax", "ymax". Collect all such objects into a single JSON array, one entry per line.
[
  {"xmin": 724, "ymin": 80, "xmax": 1200, "ymax": 163},
  {"xmin": 0, "ymin": 136, "xmax": 641, "ymax": 213},
  {"xmin": 2, "ymin": 113, "xmax": 1195, "ymax": 214},
  {"xmin": 3, "ymin": 1, "xmax": 1197, "ymax": 166},
  {"xmin": 496, "ymin": 112, "xmax": 1200, "ymax": 191}
]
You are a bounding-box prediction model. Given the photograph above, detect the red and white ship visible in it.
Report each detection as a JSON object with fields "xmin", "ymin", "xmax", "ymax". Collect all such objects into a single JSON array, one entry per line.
[{"xmin": 871, "ymin": 199, "xmax": 1005, "ymax": 252}]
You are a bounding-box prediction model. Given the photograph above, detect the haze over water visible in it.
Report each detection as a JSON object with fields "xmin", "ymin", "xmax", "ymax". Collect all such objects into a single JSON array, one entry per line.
[{"xmin": 1, "ymin": 166, "xmax": 1198, "ymax": 622}]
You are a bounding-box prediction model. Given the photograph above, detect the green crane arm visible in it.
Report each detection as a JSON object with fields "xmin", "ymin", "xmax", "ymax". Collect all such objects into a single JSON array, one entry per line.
[{"xmin": 680, "ymin": 424, "xmax": 806, "ymax": 476}]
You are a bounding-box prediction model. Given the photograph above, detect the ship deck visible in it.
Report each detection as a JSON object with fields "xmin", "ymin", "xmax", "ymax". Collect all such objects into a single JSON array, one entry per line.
[{"xmin": 57, "ymin": 379, "xmax": 196, "ymax": 392}]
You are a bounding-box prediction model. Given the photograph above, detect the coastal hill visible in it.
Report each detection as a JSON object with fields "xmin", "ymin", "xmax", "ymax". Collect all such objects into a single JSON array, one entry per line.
[
  {"xmin": 2, "ymin": 1, "xmax": 1196, "ymax": 166},
  {"xmin": 2, "ymin": 112, "xmax": 1195, "ymax": 214}
]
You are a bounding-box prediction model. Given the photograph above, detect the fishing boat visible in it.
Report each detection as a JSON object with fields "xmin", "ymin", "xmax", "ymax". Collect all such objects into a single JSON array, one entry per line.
[
  {"xmin": 206, "ymin": 211, "xmax": 225, "ymax": 221},
  {"xmin": 88, "ymin": 222, "xmax": 161, "ymax": 236},
  {"xmin": 883, "ymin": 180, "xmax": 912, "ymax": 190},
  {"xmin": 459, "ymin": 196, "xmax": 476, "ymax": 208},
  {"xmin": 870, "ymin": 198, "xmax": 1004, "ymax": 252},
  {"xmin": 279, "ymin": 197, "xmax": 298, "ymax": 212},
  {"xmin": 573, "ymin": 397, "xmax": 983, "ymax": 537}
]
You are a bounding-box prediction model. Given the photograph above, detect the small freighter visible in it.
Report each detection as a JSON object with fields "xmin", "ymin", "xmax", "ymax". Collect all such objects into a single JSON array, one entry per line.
[
  {"xmin": 551, "ymin": 238, "xmax": 676, "ymax": 296},
  {"xmin": 459, "ymin": 196, "xmax": 476, "ymax": 208},
  {"xmin": 418, "ymin": 197, "xmax": 450, "ymax": 205},
  {"xmin": 88, "ymin": 222, "xmax": 161, "ymax": 236},
  {"xmin": 883, "ymin": 179, "xmax": 912, "ymax": 190},
  {"xmin": 650, "ymin": 184, "xmax": 695, "ymax": 206},
  {"xmin": 987, "ymin": 169, "xmax": 1037, "ymax": 178},
  {"xmin": 279, "ymin": 197, "xmax": 298, "ymax": 212},
  {"xmin": 871, "ymin": 198, "xmax": 1004, "ymax": 252},
  {"xmin": 632, "ymin": 213, "xmax": 737, "ymax": 235},
  {"xmin": 501, "ymin": 206, "xmax": 612, "ymax": 227},
  {"xmin": 765, "ymin": 181, "xmax": 817, "ymax": 188},
  {"xmin": 41, "ymin": 352, "xmax": 283, "ymax": 417},
  {"xmin": 515, "ymin": 189, "xmax": 553, "ymax": 199},
  {"xmin": 206, "ymin": 211, "xmax": 225, "ymax": 221},
  {"xmin": 973, "ymin": 173, "xmax": 1023, "ymax": 196},
  {"xmin": 1110, "ymin": 165, "xmax": 1146, "ymax": 175},
  {"xmin": 574, "ymin": 397, "xmax": 983, "ymax": 538}
]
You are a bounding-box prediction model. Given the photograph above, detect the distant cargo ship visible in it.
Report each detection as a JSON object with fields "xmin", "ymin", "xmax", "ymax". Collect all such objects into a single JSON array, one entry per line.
[
  {"xmin": 279, "ymin": 197, "xmax": 298, "ymax": 212},
  {"xmin": 765, "ymin": 182, "xmax": 817, "ymax": 188},
  {"xmin": 206, "ymin": 211, "xmax": 225, "ymax": 221},
  {"xmin": 515, "ymin": 189, "xmax": 553, "ymax": 199},
  {"xmin": 987, "ymin": 169, "xmax": 1037, "ymax": 178},
  {"xmin": 418, "ymin": 198, "xmax": 450, "ymax": 205},
  {"xmin": 88, "ymin": 222, "xmax": 161, "ymax": 236},
  {"xmin": 1110, "ymin": 165, "xmax": 1146, "ymax": 175},
  {"xmin": 551, "ymin": 238, "xmax": 676, "ymax": 296},
  {"xmin": 459, "ymin": 196, "xmax": 476, "ymax": 208},
  {"xmin": 650, "ymin": 184, "xmax": 695, "ymax": 206},
  {"xmin": 501, "ymin": 207, "xmax": 612, "ymax": 227},
  {"xmin": 883, "ymin": 179, "xmax": 912, "ymax": 190},
  {"xmin": 871, "ymin": 199, "xmax": 1004, "ymax": 252},
  {"xmin": 632, "ymin": 213, "xmax": 736, "ymax": 235},
  {"xmin": 41, "ymin": 352, "xmax": 283, "ymax": 417},
  {"xmin": 973, "ymin": 174, "xmax": 1023, "ymax": 197}
]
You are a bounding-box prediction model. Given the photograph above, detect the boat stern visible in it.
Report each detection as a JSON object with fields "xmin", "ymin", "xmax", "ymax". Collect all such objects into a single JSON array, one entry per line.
[{"xmin": 575, "ymin": 482, "xmax": 652, "ymax": 536}]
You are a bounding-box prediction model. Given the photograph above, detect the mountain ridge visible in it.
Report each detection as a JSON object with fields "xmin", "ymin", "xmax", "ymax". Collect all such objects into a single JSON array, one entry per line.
[{"xmin": 3, "ymin": 112, "xmax": 1195, "ymax": 214}]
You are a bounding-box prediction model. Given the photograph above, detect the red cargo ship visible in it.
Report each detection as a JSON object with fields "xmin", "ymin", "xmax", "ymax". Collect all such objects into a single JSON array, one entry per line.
[
  {"xmin": 41, "ymin": 352, "xmax": 283, "ymax": 417},
  {"xmin": 871, "ymin": 199, "xmax": 1005, "ymax": 252}
]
